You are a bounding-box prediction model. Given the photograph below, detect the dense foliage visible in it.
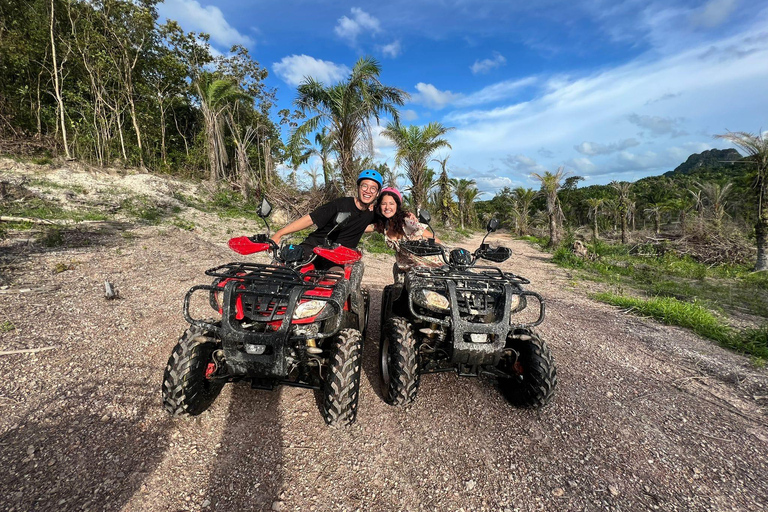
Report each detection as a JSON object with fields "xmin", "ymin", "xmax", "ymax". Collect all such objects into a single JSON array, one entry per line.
[{"xmin": 0, "ymin": 0, "xmax": 282, "ymax": 193}]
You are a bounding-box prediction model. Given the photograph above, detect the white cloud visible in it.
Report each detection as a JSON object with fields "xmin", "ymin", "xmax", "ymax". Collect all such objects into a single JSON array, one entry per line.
[
  {"xmin": 456, "ymin": 77, "xmax": 537, "ymax": 107},
  {"xmin": 564, "ymin": 157, "xmax": 596, "ymax": 174},
  {"xmin": 441, "ymin": 18, "xmax": 768, "ymax": 190},
  {"xmin": 627, "ymin": 114, "xmax": 688, "ymax": 138},
  {"xmin": 501, "ymin": 154, "xmax": 548, "ymax": 176},
  {"xmin": 401, "ymin": 109, "xmax": 419, "ymax": 121},
  {"xmin": 574, "ymin": 138, "xmax": 640, "ymax": 156},
  {"xmin": 273, "ymin": 55, "xmax": 350, "ymax": 87},
  {"xmin": 476, "ymin": 175, "xmax": 514, "ymax": 192},
  {"xmin": 334, "ymin": 7, "xmax": 382, "ymax": 45},
  {"xmin": 471, "ymin": 52, "xmax": 507, "ymax": 74},
  {"xmin": 380, "ymin": 40, "xmax": 402, "ymax": 58},
  {"xmin": 410, "ymin": 83, "xmax": 464, "ymax": 110},
  {"xmin": 691, "ymin": 0, "xmax": 739, "ymax": 28},
  {"xmin": 157, "ymin": 0, "xmax": 254, "ymax": 49}
]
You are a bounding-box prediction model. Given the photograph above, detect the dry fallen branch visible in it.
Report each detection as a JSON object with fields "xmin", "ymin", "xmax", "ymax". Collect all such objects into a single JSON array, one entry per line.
[
  {"xmin": 0, "ymin": 215, "xmax": 106, "ymax": 226},
  {"xmin": 0, "ymin": 346, "xmax": 57, "ymax": 356}
]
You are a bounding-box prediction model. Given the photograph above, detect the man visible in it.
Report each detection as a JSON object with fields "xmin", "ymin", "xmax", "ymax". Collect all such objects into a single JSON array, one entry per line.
[{"xmin": 271, "ymin": 169, "xmax": 382, "ymax": 270}]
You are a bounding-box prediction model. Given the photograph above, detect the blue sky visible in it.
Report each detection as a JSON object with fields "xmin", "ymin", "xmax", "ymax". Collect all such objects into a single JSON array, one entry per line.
[{"xmin": 157, "ymin": 0, "xmax": 768, "ymax": 195}]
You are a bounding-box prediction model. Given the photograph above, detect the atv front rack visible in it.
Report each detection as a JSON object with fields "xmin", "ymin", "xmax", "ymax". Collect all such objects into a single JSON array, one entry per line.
[
  {"xmin": 407, "ymin": 266, "xmax": 545, "ymax": 329},
  {"xmin": 183, "ymin": 261, "xmax": 346, "ymax": 338}
]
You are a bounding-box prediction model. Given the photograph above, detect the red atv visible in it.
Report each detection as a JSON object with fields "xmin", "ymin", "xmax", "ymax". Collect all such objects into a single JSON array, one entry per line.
[{"xmin": 162, "ymin": 199, "xmax": 369, "ymax": 427}]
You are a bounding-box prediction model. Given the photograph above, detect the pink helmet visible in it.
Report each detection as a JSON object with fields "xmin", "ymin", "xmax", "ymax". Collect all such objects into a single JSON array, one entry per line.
[{"xmin": 380, "ymin": 187, "xmax": 402, "ymax": 205}]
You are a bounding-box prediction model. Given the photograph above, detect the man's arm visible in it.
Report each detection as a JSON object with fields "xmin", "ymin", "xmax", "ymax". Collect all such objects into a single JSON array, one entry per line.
[{"xmin": 271, "ymin": 214, "xmax": 315, "ymax": 245}]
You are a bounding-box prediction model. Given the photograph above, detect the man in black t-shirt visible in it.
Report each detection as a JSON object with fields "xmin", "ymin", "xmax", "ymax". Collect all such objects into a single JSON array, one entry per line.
[{"xmin": 271, "ymin": 170, "xmax": 383, "ymax": 269}]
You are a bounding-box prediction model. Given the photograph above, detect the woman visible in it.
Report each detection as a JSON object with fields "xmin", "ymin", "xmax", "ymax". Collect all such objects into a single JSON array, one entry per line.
[{"xmin": 369, "ymin": 187, "xmax": 443, "ymax": 281}]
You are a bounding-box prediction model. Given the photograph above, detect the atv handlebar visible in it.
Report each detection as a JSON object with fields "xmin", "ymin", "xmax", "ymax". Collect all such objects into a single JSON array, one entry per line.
[{"xmin": 400, "ymin": 238, "xmax": 511, "ymax": 268}]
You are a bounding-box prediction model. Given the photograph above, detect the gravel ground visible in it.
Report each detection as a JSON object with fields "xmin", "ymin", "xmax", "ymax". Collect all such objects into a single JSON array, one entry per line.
[{"xmin": 1, "ymin": 164, "xmax": 768, "ymax": 511}]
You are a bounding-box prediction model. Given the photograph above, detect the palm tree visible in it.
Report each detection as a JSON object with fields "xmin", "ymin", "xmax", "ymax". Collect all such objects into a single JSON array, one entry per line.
[
  {"xmin": 586, "ymin": 197, "xmax": 605, "ymax": 241},
  {"xmin": 285, "ymin": 134, "xmax": 311, "ymax": 188},
  {"xmin": 312, "ymin": 127, "xmax": 335, "ymax": 188},
  {"xmin": 610, "ymin": 181, "xmax": 633, "ymax": 244},
  {"xmin": 513, "ymin": 187, "xmax": 538, "ymax": 236},
  {"xmin": 196, "ymin": 73, "xmax": 251, "ymax": 182},
  {"xmin": 643, "ymin": 202, "xmax": 666, "ymax": 236},
  {"xmin": 695, "ymin": 181, "xmax": 733, "ymax": 233},
  {"xmin": 382, "ymin": 121, "xmax": 453, "ymax": 212},
  {"xmin": 666, "ymin": 196, "xmax": 693, "ymax": 235},
  {"xmin": 531, "ymin": 167, "xmax": 566, "ymax": 247},
  {"xmin": 293, "ymin": 57, "xmax": 407, "ymax": 193},
  {"xmin": 462, "ymin": 186, "xmax": 484, "ymax": 228},
  {"xmin": 454, "ymin": 178, "xmax": 479, "ymax": 230},
  {"xmin": 433, "ymin": 156, "xmax": 456, "ymax": 227},
  {"xmin": 688, "ymin": 188, "xmax": 705, "ymax": 232},
  {"xmin": 716, "ymin": 129, "xmax": 768, "ymax": 270}
]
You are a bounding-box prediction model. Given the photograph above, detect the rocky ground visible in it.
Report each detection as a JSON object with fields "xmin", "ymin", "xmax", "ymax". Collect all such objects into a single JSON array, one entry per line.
[{"xmin": 1, "ymin": 162, "xmax": 768, "ymax": 512}]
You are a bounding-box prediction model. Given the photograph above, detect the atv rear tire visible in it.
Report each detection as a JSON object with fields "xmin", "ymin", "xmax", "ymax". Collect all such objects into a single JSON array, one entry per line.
[
  {"xmin": 322, "ymin": 328, "xmax": 363, "ymax": 427},
  {"xmin": 380, "ymin": 316, "xmax": 419, "ymax": 406},
  {"xmin": 162, "ymin": 323, "xmax": 224, "ymax": 417},
  {"xmin": 497, "ymin": 330, "xmax": 557, "ymax": 408}
]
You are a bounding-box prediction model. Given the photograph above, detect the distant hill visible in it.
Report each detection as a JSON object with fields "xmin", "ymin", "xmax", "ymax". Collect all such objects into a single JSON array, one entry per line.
[{"xmin": 663, "ymin": 148, "xmax": 742, "ymax": 176}]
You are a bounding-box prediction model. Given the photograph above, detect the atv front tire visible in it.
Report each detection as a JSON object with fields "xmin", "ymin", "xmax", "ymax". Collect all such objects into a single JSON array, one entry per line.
[
  {"xmin": 497, "ymin": 330, "xmax": 557, "ymax": 408},
  {"xmin": 162, "ymin": 323, "xmax": 224, "ymax": 417},
  {"xmin": 380, "ymin": 316, "xmax": 419, "ymax": 406},
  {"xmin": 322, "ymin": 328, "xmax": 363, "ymax": 427}
]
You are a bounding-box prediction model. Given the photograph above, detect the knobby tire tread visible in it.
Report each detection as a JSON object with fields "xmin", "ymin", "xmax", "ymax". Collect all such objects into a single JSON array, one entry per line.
[
  {"xmin": 500, "ymin": 332, "xmax": 557, "ymax": 408},
  {"xmin": 323, "ymin": 328, "xmax": 363, "ymax": 427},
  {"xmin": 385, "ymin": 317, "xmax": 420, "ymax": 406},
  {"xmin": 162, "ymin": 324, "xmax": 223, "ymax": 417}
]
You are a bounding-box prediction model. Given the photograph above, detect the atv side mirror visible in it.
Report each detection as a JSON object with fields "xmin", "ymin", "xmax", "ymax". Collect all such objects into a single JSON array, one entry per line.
[
  {"xmin": 334, "ymin": 211, "xmax": 352, "ymax": 225},
  {"xmin": 486, "ymin": 218, "xmax": 499, "ymax": 232},
  {"xmin": 258, "ymin": 198, "xmax": 272, "ymax": 218},
  {"xmin": 418, "ymin": 210, "xmax": 432, "ymax": 224},
  {"xmin": 324, "ymin": 211, "xmax": 352, "ymax": 245}
]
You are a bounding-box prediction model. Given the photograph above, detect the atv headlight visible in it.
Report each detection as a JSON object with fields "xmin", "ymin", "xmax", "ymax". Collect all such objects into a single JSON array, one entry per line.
[
  {"xmin": 293, "ymin": 300, "xmax": 328, "ymax": 319},
  {"xmin": 416, "ymin": 290, "xmax": 450, "ymax": 312}
]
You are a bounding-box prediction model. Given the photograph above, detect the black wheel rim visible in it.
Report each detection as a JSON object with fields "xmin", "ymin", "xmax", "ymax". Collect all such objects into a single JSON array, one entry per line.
[{"xmin": 380, "ymin": 333, "xmax": 391, "ymax": 387}]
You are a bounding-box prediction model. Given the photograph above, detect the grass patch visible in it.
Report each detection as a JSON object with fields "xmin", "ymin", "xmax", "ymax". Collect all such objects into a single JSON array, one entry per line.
[
  {"xmin": 593, "ymin": 292, "xmax": 768, "ymax": 359},
  {"xmin": 549, "ymin": 239, "xmax": 768, "ymax": 320},
  {"xmin": 118, "ymin": 196, "xmax": 163, "ymax": 224},
  {"xmin": 0, "ymin": 320, "xmax": 15, "ymax": 332},
  {"xmin": 172, "ymin": 217, "xmax": 195, "ymax": 231},
  {"xmin": 3, "ymin": 197, "xmax": 107, "ymax": 223},
  {"xmin": 29, "ymin": 178, "xmax": 87, "ymax": 195},
  {"xmin": 360, "ymin": 231, "xmax": 389, "ymax": 255}
]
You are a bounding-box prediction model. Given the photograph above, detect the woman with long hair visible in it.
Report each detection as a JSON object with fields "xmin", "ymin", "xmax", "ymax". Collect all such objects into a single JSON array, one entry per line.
[{"xmin": 370, "ymin": 187, "xmax": 442, "ymax": 281}]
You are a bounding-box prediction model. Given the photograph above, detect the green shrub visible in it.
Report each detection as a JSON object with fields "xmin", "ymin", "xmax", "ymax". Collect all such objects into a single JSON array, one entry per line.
[{"xmin": 39, "ymin": 227, "xmax": 64, "ymax": 247}]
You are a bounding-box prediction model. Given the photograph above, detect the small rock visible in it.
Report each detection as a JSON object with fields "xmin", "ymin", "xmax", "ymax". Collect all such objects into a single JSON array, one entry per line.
[
  {"xmin": 202, "ymin": 499, "xmax": 211, "ymax": 508},
  {"xmin": 608, "ymin": 485, "xmax": 620, "ymax": 496},
  {"xmin": 465, "ymin": 480, "xmax": 476, "ymax": 491},
  {"xmin": 26, "ymin": 446, "xmax": 35, "ymax": 456},
  {"xmin": 552, "ymin": 488, "xmax": 565, "ymax": 497},
  {"xmin": 271, "ymin": 501, "xmax": 285, "ymax": 511}
]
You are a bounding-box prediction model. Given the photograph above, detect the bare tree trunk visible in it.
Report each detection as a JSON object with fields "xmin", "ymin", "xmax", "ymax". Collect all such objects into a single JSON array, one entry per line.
[
  {"xmin": 548, "ymin": 214, "xmax": 557, "ymax": 247},
  {"xmin": 592, "ymin": 217, "xmax": 598, "ymax": 241},
  {"xmin": 50, "ymin": 0, "xmax": 71, "ymax": 160},
  {"xmin": 756, "ymin": 177, "xmax": 768, "ymax": 271},
  {"xmin": 621, "ymin": 215, "xmax": 628, "ymax": 244}
]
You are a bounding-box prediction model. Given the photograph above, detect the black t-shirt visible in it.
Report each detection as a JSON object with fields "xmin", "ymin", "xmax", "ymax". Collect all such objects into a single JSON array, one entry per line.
[{"xmin": 302, "ymin": 197, "xmax": 374, "ymax": 250}]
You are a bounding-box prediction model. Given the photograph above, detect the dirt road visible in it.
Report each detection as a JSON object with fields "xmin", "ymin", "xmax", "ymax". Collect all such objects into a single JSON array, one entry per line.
[{"xmin": 2, "ymin": 218, "xmax": 768, "ymax": 512}]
